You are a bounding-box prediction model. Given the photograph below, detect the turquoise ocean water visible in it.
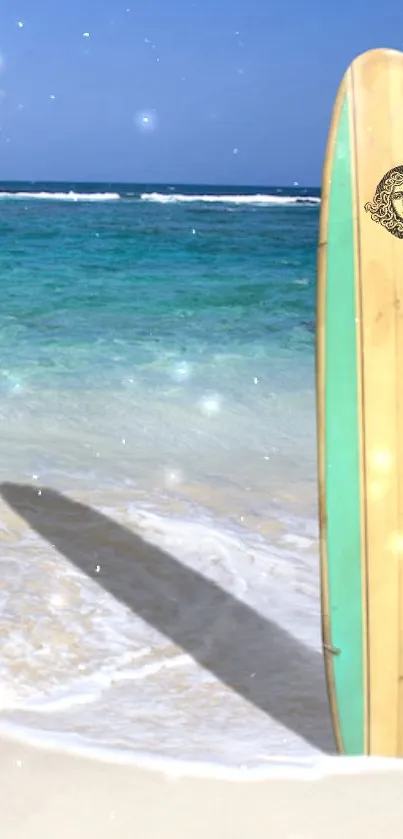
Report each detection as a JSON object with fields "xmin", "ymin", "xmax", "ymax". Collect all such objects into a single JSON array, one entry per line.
[{"xmin": 0, "ymin": 183, "xmax": 335, "ymax": 767}]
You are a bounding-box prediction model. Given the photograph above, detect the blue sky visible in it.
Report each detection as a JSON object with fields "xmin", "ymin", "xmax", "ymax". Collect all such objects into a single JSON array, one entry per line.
[{"xmin": 0, "ymin": 0, "xmax": 401, "ymax": 184}]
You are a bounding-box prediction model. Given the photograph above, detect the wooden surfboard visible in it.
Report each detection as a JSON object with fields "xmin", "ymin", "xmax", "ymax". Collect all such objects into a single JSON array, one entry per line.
[{"xmin": 317, "ymin": 48, "xmax": 403, "ymax": 756}]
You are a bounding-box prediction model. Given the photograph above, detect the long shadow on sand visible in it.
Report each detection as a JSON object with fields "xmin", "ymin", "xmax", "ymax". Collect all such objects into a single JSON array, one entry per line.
[{"xmin": 0, "ymin": 481, "xmax": 335, "ymax": 754}]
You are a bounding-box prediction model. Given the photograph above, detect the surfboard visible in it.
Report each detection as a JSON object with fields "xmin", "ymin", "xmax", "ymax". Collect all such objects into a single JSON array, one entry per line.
[{"xmin": 316, "ymin": 47, "xmax": 403, "ymax": 756}]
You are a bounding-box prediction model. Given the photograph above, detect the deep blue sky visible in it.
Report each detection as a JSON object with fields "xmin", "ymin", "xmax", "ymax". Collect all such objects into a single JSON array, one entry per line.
[{"xmin": 0, "ymin": 1, "xmax": 401, "ymax": 185}]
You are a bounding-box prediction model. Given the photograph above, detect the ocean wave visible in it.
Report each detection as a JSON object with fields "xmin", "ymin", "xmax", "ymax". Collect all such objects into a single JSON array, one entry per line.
[
  {"xmin": 0, "ymin": 188, "xmax": 320, "ymax": 206},
  {"xmin": 140, "ymin": 192, "xmax": 320, "ymax": 206},
  {"xmin": 0, "ymin": 190, "xmax": 121, "ymax": 202}
]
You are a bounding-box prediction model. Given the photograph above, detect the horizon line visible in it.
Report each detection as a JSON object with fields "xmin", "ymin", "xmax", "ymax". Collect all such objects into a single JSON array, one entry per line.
[{"xmin": 0, "ymin": 179, "xmax": 321, "ymax": 190}]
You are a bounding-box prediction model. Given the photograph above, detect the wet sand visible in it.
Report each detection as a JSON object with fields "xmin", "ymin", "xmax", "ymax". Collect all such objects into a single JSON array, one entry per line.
[{"xmin": 1, "ymin": 734, "xmax": 403, "ymax": 838}]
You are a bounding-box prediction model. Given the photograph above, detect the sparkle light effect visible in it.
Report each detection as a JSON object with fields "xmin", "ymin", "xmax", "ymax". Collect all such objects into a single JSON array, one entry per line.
[
  {"xmin": 163, "ymin": 467, "xmax": 184, "ymax": 487},
  {"xmin": 133, "ymin": 110, "xmax": 158, "ymax": 132},
  {"xmin": 171, "ymin": 361, "xmax": 192, "ymax": 382},
  {"xmin": 49, "ymin": 593, "xmax": 65, "ymax": 608},
  {"xmin": 370, "ymin": 449, "xmax": 392, "ymax": 472},
  {"xmin": 368, "ymin": 481, "xmax": 385, "ymax": 500},
  {"xmin": 387, "ymin": 532, "xmax": 403, "ymax": 553},
  {"xmin": 368, "ymin": 448, "xmax": 393, "ymax": 502},
  {"xmin": 198, "ymin": 393, "xmax": 222, "ymax": 416}
]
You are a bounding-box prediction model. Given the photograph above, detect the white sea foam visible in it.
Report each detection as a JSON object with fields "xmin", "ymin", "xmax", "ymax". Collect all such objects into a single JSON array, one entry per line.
[
  {"xmin": 0, "ymin": 485, "xmax": 331, "ymax": 764},
  {"xmin": 140, "ymin": 192, "xmax": 320, "ymax": 206},
  {"xmin": 0, "ymin": 190, "xmax": 121, "ymax": 202},
  {"xmin": 0, "ymin": 189, "xmax": 320, "ymax": 206}
]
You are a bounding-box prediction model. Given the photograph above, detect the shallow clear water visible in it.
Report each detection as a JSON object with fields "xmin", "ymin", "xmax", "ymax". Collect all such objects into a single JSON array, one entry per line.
[{"xmin": 0, "ymin": 182, "xmax": 335, "ymax": 765}]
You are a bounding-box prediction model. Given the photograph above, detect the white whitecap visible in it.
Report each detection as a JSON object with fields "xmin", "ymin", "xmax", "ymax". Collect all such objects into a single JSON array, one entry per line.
[
  {"xmin": 0, "ymin": 190, "xmax": 120, "ymax": 202},
  {"xmin": 140, "ymin": 192, "xmax": 320, "ymax": 206}
]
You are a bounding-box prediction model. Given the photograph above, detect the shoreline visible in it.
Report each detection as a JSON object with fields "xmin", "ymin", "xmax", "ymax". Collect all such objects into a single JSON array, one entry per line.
[{"xmin": 1, "ymin": 733, "xmax": 403, "ymax": 838}]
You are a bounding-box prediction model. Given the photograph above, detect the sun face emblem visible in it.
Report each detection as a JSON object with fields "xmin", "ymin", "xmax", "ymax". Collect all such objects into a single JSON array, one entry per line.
[{"xmin": 364, "ymin": 166, "xmax": 403, "ymax": 238}]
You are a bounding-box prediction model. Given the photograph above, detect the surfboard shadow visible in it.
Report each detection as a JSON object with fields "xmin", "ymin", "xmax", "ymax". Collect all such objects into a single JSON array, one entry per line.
[{"xmin": 0, "ymin": 482, "xmax": 335, "ymax": 754}]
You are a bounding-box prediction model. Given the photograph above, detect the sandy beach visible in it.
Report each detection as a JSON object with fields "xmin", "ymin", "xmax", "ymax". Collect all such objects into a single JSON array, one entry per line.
[{"xmin": 1, "ymin": 733, "xmax": 403, "ymax": 838}]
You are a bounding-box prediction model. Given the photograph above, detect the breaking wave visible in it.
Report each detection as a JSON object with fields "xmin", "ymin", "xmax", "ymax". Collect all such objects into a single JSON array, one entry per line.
[
  {"xmin": 0, "ymin": 191, "xmax": 121, "ymax": 202},
  {"xmin": 140, "ymin": 192, "xmax": 320, "ymax": 206},
  {"xmin": 0, "ymin": 188, "xmax": 320, "ymax": 206}
]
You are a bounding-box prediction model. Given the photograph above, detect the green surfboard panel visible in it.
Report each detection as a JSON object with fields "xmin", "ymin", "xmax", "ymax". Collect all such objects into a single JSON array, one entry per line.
[{"xmin": 321, "ymin": 93, "xmax": 365, "ymax": 754}]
